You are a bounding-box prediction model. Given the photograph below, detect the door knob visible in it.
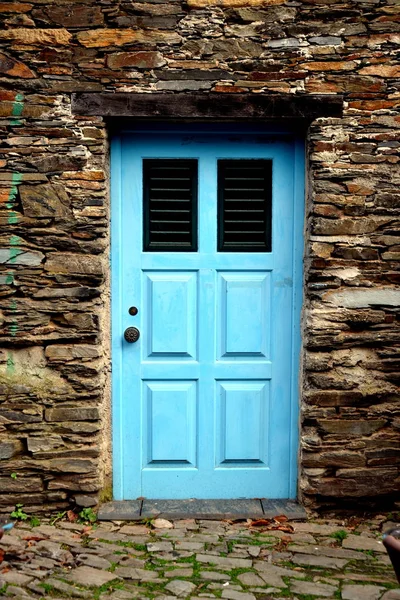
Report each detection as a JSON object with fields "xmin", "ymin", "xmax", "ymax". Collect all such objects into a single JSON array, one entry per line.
[{"xmin": 124, "ymin": 327, "xmax": 140, "ymax": 343}]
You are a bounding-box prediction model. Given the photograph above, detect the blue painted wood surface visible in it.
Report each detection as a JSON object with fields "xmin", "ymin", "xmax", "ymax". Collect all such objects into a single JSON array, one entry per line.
[{"xmin": 112, "ymin": 128, "xmax": 304, "ymax": 500}]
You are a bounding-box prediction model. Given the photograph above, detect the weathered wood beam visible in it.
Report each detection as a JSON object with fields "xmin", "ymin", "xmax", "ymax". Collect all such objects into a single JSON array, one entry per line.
[{"xmin": 72, "ymin": 93, "xmax": 343, "ymax": 120}]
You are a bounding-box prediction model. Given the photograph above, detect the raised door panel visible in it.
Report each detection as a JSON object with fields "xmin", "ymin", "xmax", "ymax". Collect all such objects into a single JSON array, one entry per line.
[
  {"xmin": 143, "ymin": 271, "xmax": 197, "ymax": 359},
  {"xmin": 143, "ymin": 380, "xmax": 197, "ymax": 467},
  {"xmin": 216, "ymin": 381, "xmax": 270, "ymax": 467},
  {"xmin": 217, "ymin": 272, "xmax": 271, "ymax": 359}
]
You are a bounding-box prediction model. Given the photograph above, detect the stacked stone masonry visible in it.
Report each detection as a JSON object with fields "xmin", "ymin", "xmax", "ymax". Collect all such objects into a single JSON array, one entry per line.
[{"xmin": 0, "ymin": 0, "xmax": 399, "ymax": 513}]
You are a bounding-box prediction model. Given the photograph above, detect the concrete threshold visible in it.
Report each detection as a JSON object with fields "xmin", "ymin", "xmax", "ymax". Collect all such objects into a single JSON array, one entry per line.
[{"xmin": 98, "ymin": 498, "xmax": 307, "ymax": 521}]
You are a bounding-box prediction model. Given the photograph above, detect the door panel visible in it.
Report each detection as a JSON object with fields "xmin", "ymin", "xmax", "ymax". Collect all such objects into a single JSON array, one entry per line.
[
  {"xmin": 217, "ymin": 272, "xmax": 270, "ymax": 358},
  {"xmin": 216, "ymin": 381, "xmax": 270, "ymax": 466},
  {"xmin": 143, "ymin": 380, "xmax": 197, "ymax": 466},
  {"xmin": 144, "ymin": 271, "xmax": 197, "ymax": 358},
  {"xmin": 112, "ymin": 129, "xmax": 304, "ymax": 500}
]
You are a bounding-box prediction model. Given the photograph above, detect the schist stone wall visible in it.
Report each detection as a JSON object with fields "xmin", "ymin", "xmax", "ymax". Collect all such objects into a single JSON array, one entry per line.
[{"xmin": 0, "ymin": 0, "xmax": 399, "ymax": 514}]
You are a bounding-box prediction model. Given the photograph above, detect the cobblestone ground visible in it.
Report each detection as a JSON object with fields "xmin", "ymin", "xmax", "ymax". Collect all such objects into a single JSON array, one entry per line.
[{"xmin": 1, "ymin": 516, "xmax": 399, "ymax": 600}]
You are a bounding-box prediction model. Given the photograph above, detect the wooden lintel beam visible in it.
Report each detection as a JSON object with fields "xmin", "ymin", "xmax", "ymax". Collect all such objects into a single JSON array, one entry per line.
[{"xmin": 72, "ymin": 93, "xmax": 343, "ymax": 120}]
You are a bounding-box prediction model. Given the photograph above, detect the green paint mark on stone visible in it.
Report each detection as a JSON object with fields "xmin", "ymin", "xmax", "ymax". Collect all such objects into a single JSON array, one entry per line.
[
  {"xmin": 6, "ymin": 351, "xmax": 15, "ymax": 375},
  {"xmin": 6, "ymin": 173, "xmax": 22, "ymax": 225},
  {"xmin": 5, "ymin": 178, "xmax": 21, "ymax": 284},
  {"xmin": 8, "ymin": 213, "xmax": 19, "ymax": 225},
  {"xmin": 9, "ymin": 248, "xmax": 19, "ymax": 263},
  {"xmin": 12, "ymin": 93, "xmax": 24, "ymax": 115},
  {"xmin": 5, "ymin": 186, "xmax": 18, "ymax": 210},
  {"xmin": 9, "ymin": 323, "xmax": 18, "ymax": 337},
  {"xmin": 10, "ymin": 93, "xmax": 24, "ymax": 126},
  {"xmin": 9, "ymin": 235, "xmax": 21, "ymax": 264},
  {"xmin": 5, "ymin": 175, "xmax": 22, "ymax": 332}
]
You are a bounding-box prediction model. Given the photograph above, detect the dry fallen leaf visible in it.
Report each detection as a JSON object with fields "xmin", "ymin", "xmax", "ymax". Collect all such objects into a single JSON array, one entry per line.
[
  {"xmin": 82, "ymin": 525, "xmax": 92, "ymax": 534},
  {"xmin": 248, "ymin": 519, "xmax": 272, "ymax": 527},
  {"xmin": 246, "ymin": 517, "xmax": 294, "ymax": 534},
  {"xmin": 274, "ymin": 515, "xmax": 289, "ymax": 523}
]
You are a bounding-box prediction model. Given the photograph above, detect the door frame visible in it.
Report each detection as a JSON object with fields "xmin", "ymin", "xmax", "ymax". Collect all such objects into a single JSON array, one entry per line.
[{"xmin": 110, "ymin": 123, "xmax": 305, "ymax": 501}]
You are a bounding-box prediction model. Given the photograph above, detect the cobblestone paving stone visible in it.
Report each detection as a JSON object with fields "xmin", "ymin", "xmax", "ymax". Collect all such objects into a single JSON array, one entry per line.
[{"xmin": 0, "ymin": 516, "xmax": 399, "ymax": 599}]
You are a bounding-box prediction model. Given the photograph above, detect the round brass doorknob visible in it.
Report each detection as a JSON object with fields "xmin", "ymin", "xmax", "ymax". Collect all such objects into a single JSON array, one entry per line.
[{"xmin": 124, "ymin": 327, "xmax": 140, "ymax": 343}]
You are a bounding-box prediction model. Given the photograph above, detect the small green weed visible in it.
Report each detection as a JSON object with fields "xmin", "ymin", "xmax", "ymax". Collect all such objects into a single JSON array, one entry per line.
[
  {"xmin": 99, "ymin": 484, "xmax": 112, "ymax": 504},
  {"xmin": 50, "ymin": 511, "xmax": 66, "ymax": 525},
  {"xmin": 108, "ymin": 562, "xmax": 119, "ymax": 572},
  {"xmin": 93, "ymin": 579, "xmax": 124, "ymax": 600},
  {"xmin": 30, "ymin": 516, "xmax": 41, "ymax": 527},
  {"xmin": 39, "ymin": 583, "xmax": 54, "ymax": 594},
  {"xmin": 386, "ymin": 512, "xmax": 400, "ymax": 524},
  {"xmin": 10, "ymin": 504, "xmax": 28, "ymax": 521},
  {"xmin": 81, "ymin": 534, "xmax": 91, "ymax": 548},
  {"xmin": 79, "ymin": 507, "xmax": 97, "ymax": 524},
  {"xmin": 175, "ymin": 554, "xmax": 202, "ymax": 578},
  {"xmin": 10, "ymin": 473, "xmax": 17, "ymax": 480},
  {"xmin": 228, "ymin": 567, "xmax": 254, "ymax": 583},
  {"xmin": 330, "ymin": 529, "xmax": 348, "ymax": 543},
  {"xmin": 144, "ymin": 560, "xmax": 160, "ymax": 571},
  {"xmin": 113, "ymin": 540, "xmax": 147, "ymax": 551}
]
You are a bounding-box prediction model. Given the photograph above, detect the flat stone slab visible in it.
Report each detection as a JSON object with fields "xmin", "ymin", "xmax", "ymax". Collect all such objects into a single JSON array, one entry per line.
[
  {"xmin": 1, "ymin": 571, "xmax": 33, "ymax": 586},
  {"xmin": 254, "ymin": 564, "xmax": 301, "ymax": 588},
  {"xmin": 222, "ymin": 590, "xmax": 256, "ymax": 600},
  {"xmin": 65, "ymin": 565, "xmax": 119, "ymax": 587},
  {"xmin": 382, "ymin": 592, "xmax": 400, "ymax": 599},
  {"xmin": 77, "ymin": 554, "xmax": 112, "ymax": 569},
  {"xmin": 291, "ymin": 552, "xmax": 349, "ymax": 569},
  {"xmin": 342, "ymin": 584, "xmax": 386, "ymax": 600},
  {"xmin": 288, "ymin": 543, "xmax": 368, "ymax": 560},
  {"xmin": 97, "ymin": 500, "xmax": 142, "ymax": 520},
  {"xmin": 200, "ymin": 571, "xmax": 231, "ymax": 581},
  {"xmin": 147, "ymin": 541, "xmax": 174, "ymax": 552},
  {"xmin": 44, "ymin": 578, "xmax": 92, "ymax": 599},
  {"xmin": 237, "ymin": 572, "xmax": 266, "ymax": 587},
  {"xmin": 165, "ymin": 580, "xmax": 197, "ymax": 597},
  {"xmin": 165, "ymin": 568, "xmax": 194, "ymax": 578},
  {"xmin": 119, "ymin": 524, "xmax": 150, "ymax": 535},
  {"xmin": 343, "ymin": 534, "xmax": 386, "ymax": 553},
  {"xmin": 196, "ymin": 553, "xmax": 252, "ymax": 568},
  {"xmin": 99, "ymin": 498, "xmax": 306, "ymax": 520},
  {"xmin": 114, "ymin": 567, "xmax": 160, "ymax": 581},
  {"xmin": 290, "ymin": 579, "xmax": 338, "ymax": 597},
  {"xmin": 294, "ymin": 522, "xmax": 345, "ymax": 535},
  {"xmin": 261, "ymin": 499, "xmax": 307, "ymax": 520},
  {"xmin": 175, "ymin": 541, "xmax": 205, "ymax": 551},
  {"xmin": 141, "ymin": 499, "xmax": 264, "ymax": 519}
]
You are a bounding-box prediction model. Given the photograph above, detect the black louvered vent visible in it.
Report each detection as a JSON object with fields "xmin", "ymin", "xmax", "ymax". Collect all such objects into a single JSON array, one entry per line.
[
  {"xmin": 218, "ymin": 160, "xmax": 272, "ymax": 252},
  {"xmin": 143, "ymin": 159, "xmax": 198, "ymax": 252}
]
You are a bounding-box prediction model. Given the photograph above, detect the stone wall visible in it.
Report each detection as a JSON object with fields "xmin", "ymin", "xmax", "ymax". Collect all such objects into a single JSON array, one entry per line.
[{"xmin": 0, "ymin": 0, "xmax": 399, "ymax": 514}]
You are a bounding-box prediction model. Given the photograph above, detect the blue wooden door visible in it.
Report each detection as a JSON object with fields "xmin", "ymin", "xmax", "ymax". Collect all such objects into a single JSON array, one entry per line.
[{"xmin": 112, "ymin": 127, "xmax": 304, "ymax": 500}]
